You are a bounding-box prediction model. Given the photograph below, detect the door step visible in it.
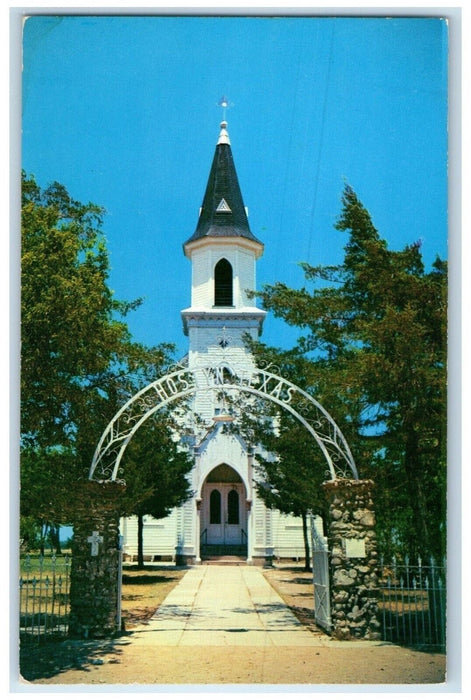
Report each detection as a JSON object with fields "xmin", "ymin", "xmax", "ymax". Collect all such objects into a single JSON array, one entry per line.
[
  {"xmin": 200, "ymin": 544, "xmax": 247, "ymax": 557},
  {"xmin": 202, "ymin": 555, "xmax": 247, "ymax": 566}
]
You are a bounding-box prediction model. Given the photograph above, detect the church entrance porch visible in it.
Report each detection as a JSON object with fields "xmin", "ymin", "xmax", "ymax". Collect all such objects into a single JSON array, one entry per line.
[{"xmin": 200, "ymin": 465, "xmax": 248, "ymax": 559}]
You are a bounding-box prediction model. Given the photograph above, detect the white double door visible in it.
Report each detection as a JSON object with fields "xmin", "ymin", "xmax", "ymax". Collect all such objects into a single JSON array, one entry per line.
[{"xmin": 202, "ymin": 482, "xmax": 246, "ymax": 546}]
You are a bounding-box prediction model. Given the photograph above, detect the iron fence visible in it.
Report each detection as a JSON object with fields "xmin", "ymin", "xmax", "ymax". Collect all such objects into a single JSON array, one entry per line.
[
  {"xmin": 19, "ymin": 553, "xmax": 71, "ymax": 637},
  {"xmin": 378, "ymin": 556, "xmax": 446, "ymax": 651}
]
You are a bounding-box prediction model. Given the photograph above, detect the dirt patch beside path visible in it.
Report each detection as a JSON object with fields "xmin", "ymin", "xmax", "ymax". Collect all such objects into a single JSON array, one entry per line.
[{"xmin": 120, "ymin": 564, "xmax": 187, "ymax": 628}]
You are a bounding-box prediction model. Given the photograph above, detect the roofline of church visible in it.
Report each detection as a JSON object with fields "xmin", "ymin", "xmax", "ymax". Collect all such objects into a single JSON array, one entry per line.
[
  {"xmin": 183, "ymin": 233, "xmax": 264, "ymax": 259},
  {"xmin": 181, "ymin": 308, "xmax": 266, "ymax": 336}
]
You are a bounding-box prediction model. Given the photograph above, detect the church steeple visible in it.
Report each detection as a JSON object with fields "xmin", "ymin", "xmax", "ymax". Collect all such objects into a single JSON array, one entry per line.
[
  {"xmin": 181, "ymin": 115, "xmax": 266, "ymax": 340},
  {"xmin": 184, "ymin": 120, "xmax": 263, "ymax": 249}
]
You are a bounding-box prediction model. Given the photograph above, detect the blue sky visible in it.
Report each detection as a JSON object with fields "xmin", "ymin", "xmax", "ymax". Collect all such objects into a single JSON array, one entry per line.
[{"xmin": 21, "ymin": 14, "xmax": 448, "ymax": 357}]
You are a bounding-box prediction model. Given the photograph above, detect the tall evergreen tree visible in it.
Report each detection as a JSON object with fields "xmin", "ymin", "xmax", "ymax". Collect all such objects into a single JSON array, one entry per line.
[
  {"xmin": 253, "ymin": 185, "xmax": 447, "ymax": 560},
  {"xmin": 253, "ymin": 414, "xmax": 329, "ymax": 571},
  {"xmin": 119, "ymin": 414, "xmax": 194, "ymax": 568}
]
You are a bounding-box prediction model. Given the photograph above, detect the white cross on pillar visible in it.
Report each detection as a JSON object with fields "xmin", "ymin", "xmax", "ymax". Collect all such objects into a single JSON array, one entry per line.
[{"xmin": 87, "ymin": 531, "xmax": 104, "ymax": 557}]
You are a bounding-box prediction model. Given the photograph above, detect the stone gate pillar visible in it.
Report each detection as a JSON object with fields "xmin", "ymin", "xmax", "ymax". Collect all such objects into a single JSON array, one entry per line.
[
  {"xmin": 68, "ymin": 480, "xmax": 125, "ymax": 638},
  {"xmin": 322, "ymin": 478, "xmax": 381, "ymax": 640}
]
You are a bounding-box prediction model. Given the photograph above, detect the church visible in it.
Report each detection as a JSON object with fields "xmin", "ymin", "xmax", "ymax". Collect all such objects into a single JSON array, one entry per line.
[{"xmin": 120, "ymin": 118, "xmax": 306, "ymax": 565}]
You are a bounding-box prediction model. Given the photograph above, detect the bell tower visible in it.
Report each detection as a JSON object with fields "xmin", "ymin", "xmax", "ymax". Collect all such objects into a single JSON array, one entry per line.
[
  {"xmin": 179, "ymin": 116, "xmax": 268, "ymax": 564},
  {"xmin": 121, "ymin": 111, "xmax": 310, "ymax": 567},
  {"xmin": 181, "ymin": 118, "xmax": 266, "ymax": 375}
]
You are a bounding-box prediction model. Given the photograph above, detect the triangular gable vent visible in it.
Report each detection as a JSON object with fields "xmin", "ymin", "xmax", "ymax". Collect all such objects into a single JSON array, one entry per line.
[{"xmin": 216, "ymin": 198, "xmax": 232, "ymax": 213}]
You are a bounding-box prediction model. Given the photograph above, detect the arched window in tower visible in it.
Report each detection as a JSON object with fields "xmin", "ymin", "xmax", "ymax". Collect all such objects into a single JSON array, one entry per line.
[{"xmin": 214, "ymin": 258, "xmax": 233, "ymax": 306}]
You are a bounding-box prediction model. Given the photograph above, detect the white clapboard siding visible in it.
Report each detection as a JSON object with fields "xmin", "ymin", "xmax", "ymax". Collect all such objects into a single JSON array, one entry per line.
[
  {"xmin": 121, "ymin": 506, "xmax": 310, "ymax": 561},
  {"xmin": 120, "ymin": 511, "xmax": 178, "ymax": 559},
  {"xmin": 271, "ymin": 511, "xmax": 306, "ymax": 559}
]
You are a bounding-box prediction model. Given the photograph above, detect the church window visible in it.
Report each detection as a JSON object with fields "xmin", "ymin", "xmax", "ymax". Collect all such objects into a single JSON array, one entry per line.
[
  {"xmin": 227, "ymin": 489, "xmax": 239, "ymax": 525},
  {"xmin": 210, "ymin": 489, "xmax": 222, "ymax": 524},
  {"xmin": 214, "ymin": 258, "xmax": 233, "ymax": 306}
]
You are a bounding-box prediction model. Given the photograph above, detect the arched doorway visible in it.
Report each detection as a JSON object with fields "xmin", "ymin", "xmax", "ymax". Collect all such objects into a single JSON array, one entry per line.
[{"xmin": 200, "ymin": 464, "xmax": 247, "ymax": 557}]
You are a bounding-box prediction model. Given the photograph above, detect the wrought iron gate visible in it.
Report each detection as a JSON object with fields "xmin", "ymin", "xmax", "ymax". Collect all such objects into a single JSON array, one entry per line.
[
  {"xmin": 311, "ymin": 515, "xmax": 331, "ymax": 633},
  {"xmin": 378, "ymin": 555, "xmax": 446, "ymax": 650},
  {"xmin": 19, "ymin": 553, "xmax": 71, "ymax": 637}
]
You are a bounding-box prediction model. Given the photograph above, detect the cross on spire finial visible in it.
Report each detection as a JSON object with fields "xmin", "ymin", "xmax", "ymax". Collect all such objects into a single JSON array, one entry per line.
[
  {"xmin": 216, "ymin": 98, "xmax": 231, "ymax": 145},
  {"xmin": 218, "ymin": 95, "xmax": 231, "ymax": 123}
]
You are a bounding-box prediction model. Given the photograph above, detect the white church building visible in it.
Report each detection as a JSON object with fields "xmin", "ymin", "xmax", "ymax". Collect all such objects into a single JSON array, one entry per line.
[{"xmin": 120, "ymin": 119, "xmax": 306, "ymax": 565}]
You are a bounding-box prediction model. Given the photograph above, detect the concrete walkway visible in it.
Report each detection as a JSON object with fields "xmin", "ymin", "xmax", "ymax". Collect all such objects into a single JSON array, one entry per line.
[
  {"xmin": 127, "ymin": 566, "xmax": 389, "ymax": 649},
  {"xmin": 130, "ymin": 565, "xmax": 324, "ymax": 647}
]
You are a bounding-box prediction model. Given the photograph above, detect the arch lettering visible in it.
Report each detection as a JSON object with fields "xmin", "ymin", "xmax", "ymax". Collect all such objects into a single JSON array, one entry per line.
[{"xmin": 89, "ymin": 362, "xmax": 358, "ymax": 483}]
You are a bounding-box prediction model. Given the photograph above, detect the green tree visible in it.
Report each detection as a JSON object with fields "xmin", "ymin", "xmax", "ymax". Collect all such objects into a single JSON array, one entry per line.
[
  {"xmin": 253, "ymin": 185, "xmax": 447, "ymax": 560},
  {"xmin": 20, "ymin": 172, "xmax": 177, "ymax": 537},
  {"xmin": 120, "ymin": 413, "xmax": 194, "ymax": 568},
  {"xmin": 20, "ymin": 516, "xmax": 42, "ymax": 552},
  {"xmin": 22, "ymin": 173, "xmax": 127, "ymax": 446},
  {"xmin": 20, "ymin": 446, "xmax": 78, "ymax": 553},
  {"xmin": 253, "ymin": 415, "xmax": 328, "ymax": 571}
]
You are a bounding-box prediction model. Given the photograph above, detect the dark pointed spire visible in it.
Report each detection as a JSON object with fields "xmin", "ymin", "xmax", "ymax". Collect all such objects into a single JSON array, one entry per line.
[{"xmin": 184, "ymin": 121, "xmax": 263, "ymax": 246}]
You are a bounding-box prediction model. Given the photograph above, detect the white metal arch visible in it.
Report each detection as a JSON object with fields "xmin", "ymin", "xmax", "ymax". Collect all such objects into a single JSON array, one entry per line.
[{"xmin": 89, "ymin": 360, "xmax": 358, "ymax": 483}]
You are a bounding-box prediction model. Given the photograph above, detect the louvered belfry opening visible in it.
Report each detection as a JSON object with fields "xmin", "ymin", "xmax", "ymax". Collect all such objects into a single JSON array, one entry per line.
[{"xmin": 214, "ymin": 258, "xmax": 233, "ymax": 306}]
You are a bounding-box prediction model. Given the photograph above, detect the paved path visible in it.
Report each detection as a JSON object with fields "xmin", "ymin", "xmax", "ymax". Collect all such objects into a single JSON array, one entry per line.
[{"xmin": 130, "ymin": 565, "xmax": 327, "ymax": 647}]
